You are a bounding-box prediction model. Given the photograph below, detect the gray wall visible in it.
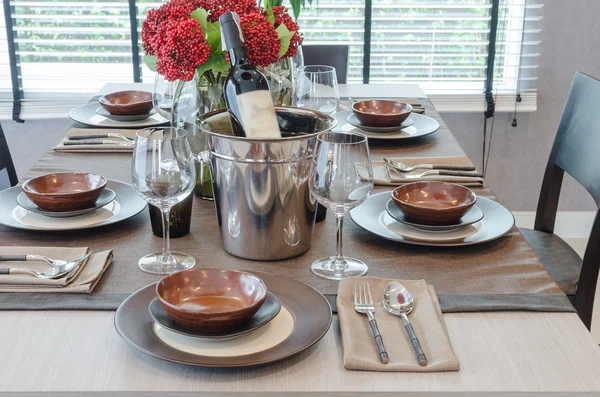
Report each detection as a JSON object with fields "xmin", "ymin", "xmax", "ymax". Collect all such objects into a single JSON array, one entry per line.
[
  {"xmin": 443, "ymin": 0, "xmax": 600, "ymax": 211},
  {"xmin": 3, "ymin": 0, "xmax": 600, "ymax": 211}
]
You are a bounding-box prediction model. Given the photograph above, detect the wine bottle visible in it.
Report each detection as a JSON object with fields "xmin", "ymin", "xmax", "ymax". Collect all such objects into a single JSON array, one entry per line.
[{"xmin": 219, "ymin": 12, "xmax": 282, "ymax": 139}]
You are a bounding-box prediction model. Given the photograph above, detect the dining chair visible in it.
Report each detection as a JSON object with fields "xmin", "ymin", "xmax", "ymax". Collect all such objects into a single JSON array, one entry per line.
[
  {"xmin": 302, "ymin": 45, "xmax": 349, "ymax": 84},
  {"xmin": 520, "ymin": 72, "xmax": 600, "ymax": 329},
  {"xmin": 0, "ymin": 123, "xmax": 18, "ymax": 191}
]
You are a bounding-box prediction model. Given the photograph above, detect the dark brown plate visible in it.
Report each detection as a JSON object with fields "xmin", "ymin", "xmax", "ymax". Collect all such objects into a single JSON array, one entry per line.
[
  {"xmin": 114, "ymin": 271, "xmax": 332, "ymax": 367},
  {"xmin": 16, "ymin": 188, "xmax": 116, "ymax": 218},
  {"xmin": 149, "ymin": 291, "xmax": 281, "ymax": 340}
]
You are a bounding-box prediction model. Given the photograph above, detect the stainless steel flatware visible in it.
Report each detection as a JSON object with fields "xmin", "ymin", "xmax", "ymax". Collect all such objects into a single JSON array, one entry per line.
[
  {"xmin": 383, "ymin": 281, "xmax": 427, "ymax": 366},
  {"xmin": 383, "ymin": 158, "xmax": 476, "ymax": 172},
  {"xmin": 0, "ymin": 251, "xmax": 92, "ymax": 268},
  {"xmin": 384, "ymin": 166, "xmax": 483, "ymax": 181},
  {"xmin": 0, "ymin": 251, "xmax": 92, "ymax": 279},
  {"xmin": 354, "ymin": 281, "xmax": 389, "ymax": 364},
  {"xmin": 69, "ymin": 133, "xmax": 134, "ymax": 142},
  {"xmin": 64, "ymin": 140, "xmax": 133, "ymax": 146}
]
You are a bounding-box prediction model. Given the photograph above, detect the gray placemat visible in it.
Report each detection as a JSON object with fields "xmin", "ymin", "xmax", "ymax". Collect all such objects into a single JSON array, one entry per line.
[{"xmin": 0, "ymin": 292, "xmax": 575, "ymax": 313}]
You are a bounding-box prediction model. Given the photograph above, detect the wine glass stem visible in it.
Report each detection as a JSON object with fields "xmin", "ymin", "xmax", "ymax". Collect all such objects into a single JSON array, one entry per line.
[
  {"xmin": 161, "ymin": 208, "xmax": 174, "ymax": 265},
  {"xmin": 333, "ymin": 214, "xmax": 346, "ymax": 271}
]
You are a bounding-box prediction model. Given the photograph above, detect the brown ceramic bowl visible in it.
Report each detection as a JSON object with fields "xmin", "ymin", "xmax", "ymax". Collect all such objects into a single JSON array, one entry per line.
[
  {"xmin": 98, "ymin": 90, "xmax": 153, "ymax": 116},
  {"xmin": 156, "ymin": 268, "xmax": 268, "ymax": 331},
  {"xmin": 391, "ymin": 181, "xmax": 477, "ymax": 225},
  {"xmin": 21, "ymin": 172, "xmax": 107, "ymax": 212},
  {"xmin": 352, "ymin": 100, "xmax": 412, "ymax": 127}
]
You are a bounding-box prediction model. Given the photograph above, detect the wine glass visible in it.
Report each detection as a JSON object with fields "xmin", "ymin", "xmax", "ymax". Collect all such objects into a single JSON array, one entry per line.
[
  {"xmin": 294, "ymin": 65, "xmax": 340, "ymax": 114},
  {"xmin": 309, "ymin": 131, "xmax": 374, "ymax": 280},
  {"xmin": 153, "ymin": 73, "xmax": 177, "ymax": 124},
  {"xmin": 131, "ymin": 127, "xmax": 197, "ymax": 274}
]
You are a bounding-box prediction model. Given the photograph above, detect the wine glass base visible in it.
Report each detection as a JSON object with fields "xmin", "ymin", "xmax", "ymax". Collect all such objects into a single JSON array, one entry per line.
[
  {"xmin": 310, "ymin": 257, "xmax": 368, "ymax": 280},
  {"xmin": 138, "ymin": 252, "xmax": 196, "ymax": 275}
]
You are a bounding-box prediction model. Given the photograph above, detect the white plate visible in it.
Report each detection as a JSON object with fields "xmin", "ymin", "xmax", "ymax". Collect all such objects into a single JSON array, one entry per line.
[
  {"xmin": 0, "ymin": 180, "xmax": 147, "ymax": 231},
  {"xmin": 350, "ymin": 191, "xmax": 515, "ymax": 247},
  {"xmin": 95, "ymin": 106, "xmax": 156, "ymax": 122},
  {"xmin": 380, "ymin": 212, "xmax": 482, "ymax": 242},
  {"xmin": 70, "ymin": 103, "xmax": 168, "ymax": 128},
  {"xmin": 153, "ymin": 307, "xmax": 295, "ymax": 357},
  {"xmin": 12, "ymin": 201, "xmax": 121, "ymax": 230},
  {"xmin": 336, "ymin": 111, "xmax": 439, "ymax": 140}
]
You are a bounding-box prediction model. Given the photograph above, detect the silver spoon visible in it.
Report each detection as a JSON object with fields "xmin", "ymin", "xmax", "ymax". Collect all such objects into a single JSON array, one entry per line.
[
  {"xmin": 0, "ymin": 251, "xmax": 92, "ymax": 268},
  {"xmin": 383, "ymin": 281, "xmax": 428, "ymax": 366},
  {"xmin": 0, "ymin": 251, "xmax": 92, "ymax": 279}
]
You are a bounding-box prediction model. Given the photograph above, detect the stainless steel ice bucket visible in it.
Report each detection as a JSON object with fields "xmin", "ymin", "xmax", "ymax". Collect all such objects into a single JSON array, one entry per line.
[{"xmin": 197, "ymin": 107, "xmax": 337, "ymax": 260}]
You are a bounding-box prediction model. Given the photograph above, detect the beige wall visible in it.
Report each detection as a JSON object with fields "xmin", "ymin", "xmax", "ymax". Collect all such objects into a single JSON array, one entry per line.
[{"xmin": 3, "ymin": 0, "xmax": 600, "ymax": 211}]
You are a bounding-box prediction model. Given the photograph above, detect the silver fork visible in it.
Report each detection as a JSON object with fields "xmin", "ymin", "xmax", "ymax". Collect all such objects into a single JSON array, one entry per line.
[
  {"xmin": 68, "ymin": 132, "xmax": 134, "ymax": 142},
  {"xmin": 354, "ymin": 281, "xmax": 389, "ymax": 364},
  {"xmin": 384, "ymin": 163, "xmax": 483, "ymax": 181},
  {"xmin": 383, "ymin": 158, "xmax": 476, "ymax": 172}
]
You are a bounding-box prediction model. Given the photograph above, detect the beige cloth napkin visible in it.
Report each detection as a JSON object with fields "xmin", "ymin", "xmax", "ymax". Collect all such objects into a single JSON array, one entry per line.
[
  {"xmin": 0, "ymin": 247, "xmax": 113, "ymax": 293},
  {"xmin": 337, "ymin": 278, "xmax": 460, "ymax": 372},
  {"xmin": 367, "ymin": 156, "xmax": 483, "ymax": 187},
  {"xmin": 54, "ymin": 128, "xmax": 136, "ymax": 153}
]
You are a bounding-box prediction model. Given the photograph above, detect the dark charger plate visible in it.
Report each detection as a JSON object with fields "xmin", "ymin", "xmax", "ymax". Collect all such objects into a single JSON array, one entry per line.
[
  {"xmin": 115, "ymin": 271, "xmax": 333, "ymax": 367},
  {"xmin": 148, "ymin": 291, "xmax": 281, "ymax": 340}
]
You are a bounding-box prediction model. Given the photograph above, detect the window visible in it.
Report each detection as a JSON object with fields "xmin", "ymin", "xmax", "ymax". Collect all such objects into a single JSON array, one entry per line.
[{"xmin": 1, "ymin": 0, "xmax": 541, "ymax": 119}]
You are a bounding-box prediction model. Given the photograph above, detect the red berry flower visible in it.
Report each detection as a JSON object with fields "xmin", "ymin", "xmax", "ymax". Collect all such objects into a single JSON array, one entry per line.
[
  {"xmin": 271, "ymin": 6, "xmax": 303, "ymax": 58},
  {"xmin": 240, "ymin": 10, "xmax": 281, "ymax": 67},
  {"xmin": 142, "ymin": 0, "xmax": 208, "ymax": 56},
  {"xmin": 155, "ymin": 18, "xmax": 211, "ymax": 81},
  {"xmin": 203, "ymin": 0, "xmax": 257, "ymax": 23}
]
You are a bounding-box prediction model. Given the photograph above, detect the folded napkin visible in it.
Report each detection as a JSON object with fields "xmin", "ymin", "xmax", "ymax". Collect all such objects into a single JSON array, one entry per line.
[
  {"xmin": 54, "ymin": 128, "xmax": 136, "ymax": 153},
  {"xmin": 337, "ymin": 278, "xmax": 460, "ymax": 372},
  {"xmin": 339, "ymin": 98, "xmax": 424, "ymax": 114},
  {"xmin": 0, "ymin": 246, "xmax": 113, "ymax": 293},
  {"xmin": 366, "ymin": 156, "xmax": 483, "ymax": 187}
]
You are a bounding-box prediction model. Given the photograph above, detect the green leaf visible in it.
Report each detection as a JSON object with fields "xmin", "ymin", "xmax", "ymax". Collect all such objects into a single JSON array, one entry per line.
[
  {"xmin": 266, "ymin": 6, "xmax": 276, "ymax": 25},
  {"xmin": 275, "ymin": 23, "xmax": 294, "ymax": 58},
  {"xmin": 205, "ymin": 20, "xmax": 219, "ymax": 33},
  {"xmin": 196, "ymin": 53, "xmax": 230, "ymax": 77},
  {"xmin": 289, "ymin": 0, "xmax": 301, "ymax": 21},
  {"xmin": 207, "ymin": 30, "xmax": 222, "ymax": 52},
  {"xmin": 190, "ymin": 8, "xmax": 209, "ymax": 35},
  {"xmin": 144, "ymin": 55, "xmax": 157, "ymax": 72}
]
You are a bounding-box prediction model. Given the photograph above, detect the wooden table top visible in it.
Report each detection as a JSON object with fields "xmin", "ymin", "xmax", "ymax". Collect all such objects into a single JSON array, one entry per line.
[{"xmin": 0, "ymin": 86, "xmax": 599, "ymax": 394}]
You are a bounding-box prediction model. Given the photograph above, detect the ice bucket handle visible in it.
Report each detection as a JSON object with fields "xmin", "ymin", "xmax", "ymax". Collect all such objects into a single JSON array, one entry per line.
[{"xmin": 197, "ymin": 150, "xmax": 212, "ymax": 180}]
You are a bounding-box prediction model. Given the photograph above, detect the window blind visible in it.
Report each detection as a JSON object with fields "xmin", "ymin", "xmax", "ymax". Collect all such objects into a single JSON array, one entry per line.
[
  {"xmin": 0, "ymin": 4, "xmax": 13, "ymax": 113},
  {"xmin": 2, "ymin": 0, "xmax": 540, "ymax": 119}
]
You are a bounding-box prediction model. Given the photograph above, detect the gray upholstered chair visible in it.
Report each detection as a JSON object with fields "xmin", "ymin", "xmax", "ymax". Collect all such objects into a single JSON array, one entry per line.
[
  {"xmin": 520, "ymin": 72, "xmax": 600, "ymax": 329},
  {"xmin": 301, "ymin": 45, "xmax": 349, "ymax": 84},
  {"xmin": 0, "ymin": 123, "xmax": 18, "ymax": 191}
]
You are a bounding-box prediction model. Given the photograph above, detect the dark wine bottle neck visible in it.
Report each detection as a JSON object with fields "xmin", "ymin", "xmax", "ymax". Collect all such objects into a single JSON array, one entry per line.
[{"xmin": 228, "ymin": 46, "xmax": 249, "ymax": 66}]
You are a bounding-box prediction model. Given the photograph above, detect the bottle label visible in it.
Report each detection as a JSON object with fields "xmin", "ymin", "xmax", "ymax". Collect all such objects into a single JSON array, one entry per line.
[{"xmin": 236, "ymin": 90, "xmax": 282, "ymax": 138}]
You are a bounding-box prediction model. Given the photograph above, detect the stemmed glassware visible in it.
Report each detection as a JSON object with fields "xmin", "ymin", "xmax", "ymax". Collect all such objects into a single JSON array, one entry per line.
[
  {"xmin": 131, "ymin": 127, "xmax": 197, "ymax": 274},
  {"xmin": 309, "ymin": 131, "xmax": 374, "ymax": 280},
  {"xmin": 294, "ymin": 65, "xmax": 340, "ymax": 114},
  {"xmin": 152, "ymin": 73, "xmax": 178, "ymax": 124}
]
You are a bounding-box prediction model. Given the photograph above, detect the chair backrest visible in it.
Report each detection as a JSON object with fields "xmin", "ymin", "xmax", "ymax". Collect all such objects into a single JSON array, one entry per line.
[
  {"xmin": 534, "ymin": 72, "xmax": 600, "ymax": 328},
  {"xmin": 0, "ymin": 123, "xmax": 18, "ymax": 190},
  {"xmin": 302, "ymin": 45, "xmax": 349, "ymax": 84}
]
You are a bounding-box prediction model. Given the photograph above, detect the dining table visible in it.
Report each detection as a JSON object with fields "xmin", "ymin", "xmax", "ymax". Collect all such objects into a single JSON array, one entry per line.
[{"xmin": 1, "ymin": 83, "xmax": 600, "ymax": 395}]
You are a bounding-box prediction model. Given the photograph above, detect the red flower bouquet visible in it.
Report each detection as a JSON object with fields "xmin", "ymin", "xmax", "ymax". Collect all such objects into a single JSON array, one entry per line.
[{"xmin": 142, "ymin": 0, "xmax": 303, "ymax": 82}]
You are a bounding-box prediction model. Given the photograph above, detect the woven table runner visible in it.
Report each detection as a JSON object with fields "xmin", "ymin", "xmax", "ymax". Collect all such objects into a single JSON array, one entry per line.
[{"xmin": 0, "ymin": 99, "xmax": 574, "ymax": 313}]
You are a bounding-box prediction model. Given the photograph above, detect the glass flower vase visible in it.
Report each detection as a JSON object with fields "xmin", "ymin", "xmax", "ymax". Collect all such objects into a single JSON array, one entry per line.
[{"xmin": 172, "ymin": 72, "xmax": 226, "ymax": 201}]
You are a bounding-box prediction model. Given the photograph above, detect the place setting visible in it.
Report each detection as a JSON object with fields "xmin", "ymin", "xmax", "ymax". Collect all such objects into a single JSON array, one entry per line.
[
  {"xmin": 350, "ymin": 181, "xmax": 515, "ymax": 247},
  {"xmin": 115, "ymin": 268, "xmax": 332, "ymax": 367},
  {"xmin": 0, "ymin": 172, "xmax": 146, "ymax": 231},
  {"xmin": 69, "ymin": 90, "xmax": 169, "ymax": 129},
  {"xmin": 334, "ymin": 99, "xmax": 440, "ymax": 140}
]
